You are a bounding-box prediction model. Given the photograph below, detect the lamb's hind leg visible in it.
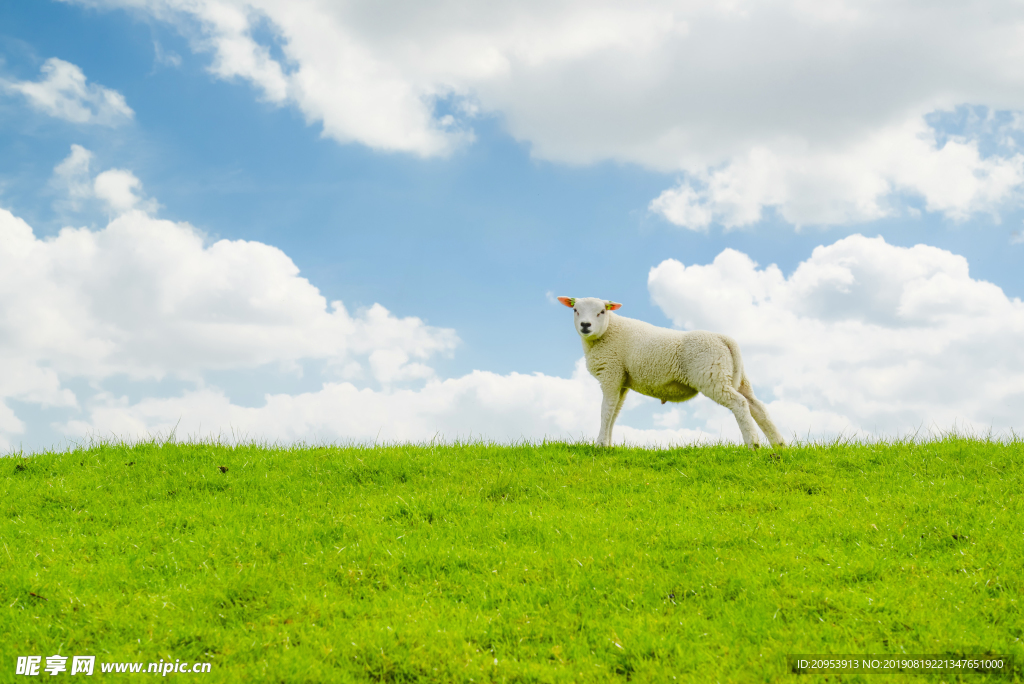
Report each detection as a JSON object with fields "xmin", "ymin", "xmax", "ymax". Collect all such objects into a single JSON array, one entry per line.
[
  {"xmin": 703, "ymin": 384, "xmax": 762, "ymax": 449},
  {"xmin": 738, "ymin": 376, "xmax": 786, "ymax": 447}
]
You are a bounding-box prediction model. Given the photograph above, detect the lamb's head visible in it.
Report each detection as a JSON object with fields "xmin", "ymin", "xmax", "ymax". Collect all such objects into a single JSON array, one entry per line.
[{"xmin": 557, "ymin": 296, "xmax": 622, "ymax": 340}]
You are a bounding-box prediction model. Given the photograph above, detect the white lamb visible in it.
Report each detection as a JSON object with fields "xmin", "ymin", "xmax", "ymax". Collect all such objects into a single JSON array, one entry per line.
[{"xmin": 558, "ymin": 296, "xmax": 786, "ymax": 449}]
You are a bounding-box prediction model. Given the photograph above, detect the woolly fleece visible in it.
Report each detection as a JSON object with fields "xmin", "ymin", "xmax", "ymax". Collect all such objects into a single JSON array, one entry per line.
[{"xmin": 559, "ymin": 296, "xmax": 786, "ymax": 448}]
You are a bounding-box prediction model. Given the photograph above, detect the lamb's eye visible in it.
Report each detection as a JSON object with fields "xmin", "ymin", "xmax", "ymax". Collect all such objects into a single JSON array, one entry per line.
[{"xmin": 597, "ymin": 311, "xmax": 603, "ymax": 315}]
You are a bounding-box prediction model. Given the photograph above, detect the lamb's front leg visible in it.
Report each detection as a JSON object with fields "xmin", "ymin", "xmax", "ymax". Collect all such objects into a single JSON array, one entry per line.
[{"xmin": 597, "ymin": 383, "xmax": 627, "ymax": 447}]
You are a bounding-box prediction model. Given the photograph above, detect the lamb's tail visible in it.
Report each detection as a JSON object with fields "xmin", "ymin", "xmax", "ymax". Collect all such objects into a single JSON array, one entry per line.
[{"xmin": 721, "ymin": 335, "xmax": 745, "ymax": 390}]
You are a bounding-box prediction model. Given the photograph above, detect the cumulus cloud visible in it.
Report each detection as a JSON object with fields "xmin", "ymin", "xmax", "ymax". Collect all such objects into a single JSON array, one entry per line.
[
  {"xmin": 649, "ymin": 117, "xmax": 1024, "ymax": 230},
  {"xmin": 64, "ymin": 0, "xmax": 1024, "ymax": 224},
  {"xmin": 6, "ymin": 181, "xmax": 1021, "ymax": 449},
  {"xmin": 92, "ymin": 169, "xmax": 154, "ymax": 214},
  {"xmin": 0, "ymin": 193, "xmax": 699, "ymax": 451},
  {"xmin": 2, "ymin": 57, "xmax": 133, "ymax": 126},
  {"xmin": 648, "ymin": 234, "xmax": 1024, "ymax": 438},
  {"xmin": 7, "ymin": 151, "xmax": 1024, "ymax": 449},
  {"xmin": 51, "ymin": 145, "xmax": 159, "ymax": 216},
  {"xmin": 0, "ymin": 157, "xmax": 721, "ymax": 452},
  {"xmin": 60, "ymin": 361, "xmax": 595, "ymax": 445},
  {"xmin": 66, "ymin": 232, "xmax": 1024, "ymax": 448},
  {"xmin": 57, "ymin": 358, "xmax": 719, "ymax": 448},
  {"xmin": 0, "ymin": 158, "xmax": 469, "ymax": 449},
  {"xmin": 0, "ymin": 207, "xmax": 458, "ymax": 384}
]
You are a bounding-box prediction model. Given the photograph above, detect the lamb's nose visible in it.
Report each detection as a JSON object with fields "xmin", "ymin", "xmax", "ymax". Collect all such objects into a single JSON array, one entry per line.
[{"xmin": 580, "ymin": 323, "xmax": 591, "ymax": 331}]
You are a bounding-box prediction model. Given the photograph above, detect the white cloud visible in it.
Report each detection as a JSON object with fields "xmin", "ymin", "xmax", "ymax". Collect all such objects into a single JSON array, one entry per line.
[
  {"xmin": 649, "ymin": 117, "xmax": 1024, "ymax": 230},
  {"xmin": 60, "ymin": 361, "xmax": 594, "ymax": 445},
  {"xmin": 93, "ymin": 169, "xmax": 155, "ymax": 214},
  {"xmin": 652, "ymin": 406, "xmax": 685, "ymax": 428},
  {"xmin": 8, "ymin": 191, "xmax": 1022, "ymax": 448},
  {"xmin": 57, "ymin": 358, "xmax": 720, "ymax": 448},
  {"xmin": 0, "ymin": 161, "xmax": 467, "ymax": 450},
  {"xmin": 51, "ymin": 144, "xmax": 95, "ymax": 209},
  {"xmin": 7, "ymin": 154, "xmax": 1024, "ymax": 450},
  {"xmin": 2, "ymin": 57, "xmax": 133, "ymax": 126},
  {"xmin": 0, "ymin": 203, "xmax": 708, "ymax": 448},
  {"xmin": 0, "ymin": 157, "xmax": 730, "ymax": 452},
  {"xmin": 64, "ymin": 0, "xmax": 1024, "ymax": 224},
  {"xmin": 0, "ymin": 206, "xmax": 458, "ymax": 385},
  {"xmin": 51, "ymin": 145, "xmax": 159, "ymax": 216},
  {"xmin": 647, "ymin": 234, "xmax": 1024, "ymax": 438}
]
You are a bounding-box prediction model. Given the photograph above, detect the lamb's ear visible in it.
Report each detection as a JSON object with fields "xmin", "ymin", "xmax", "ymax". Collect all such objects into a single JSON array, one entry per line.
[
  {"xmin": 557, "ymin": 296, "xmax": 576, "ymax": 308},
  {"xmin": 605, "ymin": 301, "xmax": 622, "ymax": 311}
]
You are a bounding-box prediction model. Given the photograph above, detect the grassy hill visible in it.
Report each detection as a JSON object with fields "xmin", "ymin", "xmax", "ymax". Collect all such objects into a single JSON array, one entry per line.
[{"xmin": 3, "ymin": 437, "xmax": 1021, "ymax": 682}]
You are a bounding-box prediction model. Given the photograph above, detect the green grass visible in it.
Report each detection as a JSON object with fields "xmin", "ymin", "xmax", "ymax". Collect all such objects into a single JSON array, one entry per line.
[{"xmin": 2, "ymin": 437, "xmax": 1022, "ymax": 682}]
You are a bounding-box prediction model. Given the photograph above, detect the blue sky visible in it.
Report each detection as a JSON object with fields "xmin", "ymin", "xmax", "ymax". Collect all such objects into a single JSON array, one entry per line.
[{"xmin": 2, "ymin": 0, "xmax": 1024, "ymax": 452}]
